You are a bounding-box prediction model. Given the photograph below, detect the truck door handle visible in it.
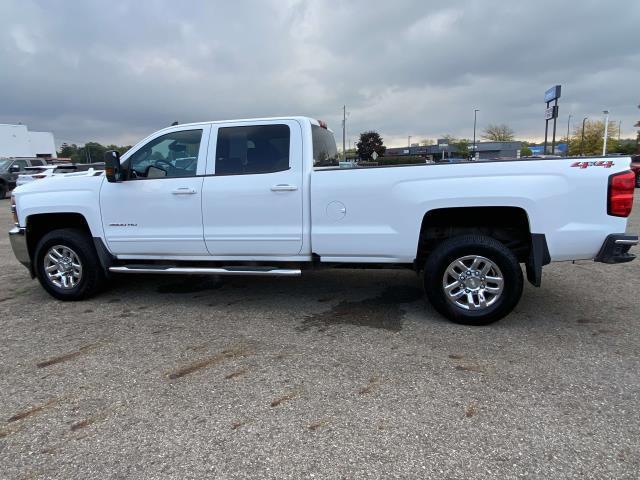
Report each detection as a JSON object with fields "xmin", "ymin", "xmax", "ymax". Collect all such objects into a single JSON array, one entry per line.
[
  {"xmin": 271, "ymin": 184, "xmax": 298, "ymax": 192},
  {"xmin": 172, "ymin": 187, "xmax": 197, "ymax": 195}
]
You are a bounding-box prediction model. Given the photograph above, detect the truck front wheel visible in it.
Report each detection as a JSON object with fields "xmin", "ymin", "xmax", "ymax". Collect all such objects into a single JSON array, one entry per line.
[
  {"xmin": 34, "ymin": 228, "xmax": 105, "ymax": 301},
  {"xmin": 424, "ymin": 234, "xmax": 523, "ymax": 325}
]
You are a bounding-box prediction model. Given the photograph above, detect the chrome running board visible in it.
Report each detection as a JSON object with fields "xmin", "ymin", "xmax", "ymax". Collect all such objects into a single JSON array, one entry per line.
[{"xmin": 109, "ymin": 266, "xmax": 301, "ymax": 276}]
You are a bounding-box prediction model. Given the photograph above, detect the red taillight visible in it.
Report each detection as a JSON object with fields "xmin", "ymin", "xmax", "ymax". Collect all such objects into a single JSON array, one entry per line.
[
  {"xmin": 317, "ymin": 119, "xmax": 328, "ymax": 129},
  {"xmin": 607, "ymin": 170, "xmax": 635, "ymax": 217}
]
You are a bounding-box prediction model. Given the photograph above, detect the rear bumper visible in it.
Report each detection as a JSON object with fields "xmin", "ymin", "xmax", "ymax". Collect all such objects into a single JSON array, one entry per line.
[
  {"xmin": 594, "ymin": 234, "xmax": 638, "ymax": 264},
  {"xmin": 9, "ymin": 226, "xmax": 31, "ymax": 270}
]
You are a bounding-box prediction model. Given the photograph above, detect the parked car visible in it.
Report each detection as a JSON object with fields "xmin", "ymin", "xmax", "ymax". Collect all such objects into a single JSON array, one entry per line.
[
  {"xmin": 16, "ymin": 163, "xmax": 105, "ymax": 187},
  {"xmin": 8, "ymin": 117, "xmax": 638, "ymax": 325},
  {"xmin": 0, "ymin": 157, "xmax": 48, "ymax": 199},
  {"xmin": 631, "ymin": 155, "xmax": 640, "ymax": 188},
  {"xmin": 16, "ymin": 165, "xmax": 74, "ymax": 187}
]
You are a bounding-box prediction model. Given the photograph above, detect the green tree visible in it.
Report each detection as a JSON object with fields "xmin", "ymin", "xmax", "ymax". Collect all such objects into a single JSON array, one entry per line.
[
  {"xmin": 77, "ymin": 142, "xmax": 107, "ymax": 163},
  {"xmin": 520, "ymin": 146, "xmax": 533, "ymax": 156},
  {"xmin": 609, "ymin": 141, "xmax": 636, "ymax": 155},
  {"xmin": 106, "ymin": 144, "xmax": 132, "ymax": 155},
  {"xmin": 58, "ymin": 143, "xmax": 78, "ymax": 158},
  {"xmin": 454, "ymin": 138, "xmax": 470, "ymax": 158},
  {"xmin": 59, "ymin": 142, "xmax": 131, "ymax": 162},
  {"xmin": 356, "ymin": 131, "xmax": 386, "ymax": 161},
  {"xmin": 481, "ymin": 124, "xmax": 515, "ymax": 141},
  {"xmin": 568, "ymin": 120, "xmax": 619, "ymax": 156}
]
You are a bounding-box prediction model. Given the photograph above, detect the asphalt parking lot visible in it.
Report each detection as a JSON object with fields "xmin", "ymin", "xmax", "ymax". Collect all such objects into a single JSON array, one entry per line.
[{"xmin": 1, "ymin": 194, "xmax": 639, "ymax": 479}]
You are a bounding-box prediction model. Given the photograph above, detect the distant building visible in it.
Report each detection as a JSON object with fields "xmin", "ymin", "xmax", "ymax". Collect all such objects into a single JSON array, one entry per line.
[
  {"xmin": 386, "ymin": 140, "xmax": 523, "ymax": 160},
  {"xmin": 0, "ymin": 124, "xmax": 56, "ymax": 158}
]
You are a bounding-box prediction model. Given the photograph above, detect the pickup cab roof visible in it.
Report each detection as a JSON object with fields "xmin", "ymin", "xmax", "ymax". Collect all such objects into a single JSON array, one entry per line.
[{"xmin": 150, "ymin": 116, "xmax": 328, "ymax": 134}]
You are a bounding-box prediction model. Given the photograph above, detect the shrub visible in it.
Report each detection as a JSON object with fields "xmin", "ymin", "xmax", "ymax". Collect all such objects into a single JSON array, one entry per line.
[{"xmin": 376, "ymin": 155, "xmax": 427, "ymax": 165}]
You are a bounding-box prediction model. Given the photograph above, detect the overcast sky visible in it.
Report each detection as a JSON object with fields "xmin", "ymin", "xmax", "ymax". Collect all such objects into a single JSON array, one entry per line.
[{"xmin": 1, "ymin": 0, "xmax": 638, "ymax": 148}]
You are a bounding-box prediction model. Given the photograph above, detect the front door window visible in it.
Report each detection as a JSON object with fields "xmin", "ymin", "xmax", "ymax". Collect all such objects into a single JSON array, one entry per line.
[{"xmin": 125, "ymin": 129, "xmax": 202, "ymax": 179}]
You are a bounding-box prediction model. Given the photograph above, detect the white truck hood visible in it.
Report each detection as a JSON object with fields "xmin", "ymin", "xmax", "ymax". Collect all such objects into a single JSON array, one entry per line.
[{"xmin": 13, "ymin": 171, "xmax": 105, "ymax": 196}]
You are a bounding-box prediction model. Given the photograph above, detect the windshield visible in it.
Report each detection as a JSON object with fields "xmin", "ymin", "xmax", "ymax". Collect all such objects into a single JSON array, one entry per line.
[{"xmin": 0, "ymin": 159, "xmax": 10, "ymax": 171}]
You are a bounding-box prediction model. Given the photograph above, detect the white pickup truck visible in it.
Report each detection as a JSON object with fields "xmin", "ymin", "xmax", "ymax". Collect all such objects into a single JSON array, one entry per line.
[{"xmin": 8, "ymin": 117, "xmax": 638, "ymax": 325}]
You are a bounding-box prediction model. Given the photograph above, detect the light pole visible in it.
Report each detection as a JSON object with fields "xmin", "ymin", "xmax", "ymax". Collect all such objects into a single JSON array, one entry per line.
[
  {"xmin": 408, "ymin": 135, "xmax": 412, "ymax": 149},
  {"xmin": 473, "ymin": 109, "xmax": 479, "ymax": 159},
  {"xmin": 580, "ymin": 117, "xmax": 587, "ymax": 156},
  {"xmin": 342, "ymin": 105, "xmax": 346, "ymax": 158},
  {"xmin": 602, "ymin": 110, "xmax": 609, "ymax": 156},
  {"xmin": 566, "ymin": 114, "xmax": 572, "ymax": 157}
]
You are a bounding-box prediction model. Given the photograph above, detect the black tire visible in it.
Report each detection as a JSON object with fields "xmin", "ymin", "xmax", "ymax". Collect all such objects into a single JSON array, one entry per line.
[
  {"xmin": 424, "ymin": 234, "xmax": 523, "ymax": 326},
  {"xmin": 636, "ymin": 173, "xmax": 640, "ymax": 188},
  {"xmin": 0, "ymin": 182, "xmax": 6, "ymax": 199},
  {"xmin": 34, "ymin": 228, "xmax": 105, "ymax": 301}
]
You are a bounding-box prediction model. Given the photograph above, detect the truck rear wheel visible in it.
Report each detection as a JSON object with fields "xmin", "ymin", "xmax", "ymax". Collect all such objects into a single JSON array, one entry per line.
[
  {"xmin": 424, "ymin": 234, "xmax": 523, "ymax": 325},
  {"xmin": 34, "ymin": 228, "xmax": 105, "ymax": 301}
]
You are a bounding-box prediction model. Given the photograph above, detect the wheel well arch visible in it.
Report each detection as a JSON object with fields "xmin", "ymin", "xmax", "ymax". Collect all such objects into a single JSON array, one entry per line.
[
  {"xmin": 416, "ymin": 206, "xmax": 532, "ymax": 269},
  {"xmin": 25, "ymin": 212, "xmax": 92, "ymax": 264}
]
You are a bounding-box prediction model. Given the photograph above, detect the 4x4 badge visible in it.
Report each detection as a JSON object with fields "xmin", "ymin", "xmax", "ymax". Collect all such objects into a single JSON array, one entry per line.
[{"xmin": 571, "ymin": 161, "xmax": 614, "ymax": 169}]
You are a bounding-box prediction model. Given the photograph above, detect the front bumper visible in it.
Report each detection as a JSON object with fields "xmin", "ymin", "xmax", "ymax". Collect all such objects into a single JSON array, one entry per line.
[
  {"xmin": 594, "ymin": 234, "xmax": 638, "ymax": 264},
  {"xmin": 9, "ymin": 226, "xmax": 31, "ymax": 270}
]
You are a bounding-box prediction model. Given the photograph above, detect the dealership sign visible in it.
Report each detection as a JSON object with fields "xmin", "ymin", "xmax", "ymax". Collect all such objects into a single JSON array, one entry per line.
[
  {"xmin": 543, "ymin": 84, "xmax": 562, "ymax": 155},
  {"xmin": 544, "ymin": 85, "xmax": 561, "ymax": 103}
]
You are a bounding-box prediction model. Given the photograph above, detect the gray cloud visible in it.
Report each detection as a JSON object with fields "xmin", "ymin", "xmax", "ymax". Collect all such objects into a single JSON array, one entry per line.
[{"xmin": 1, "ymin": 0, "xmax": 638, "ymax": 148}]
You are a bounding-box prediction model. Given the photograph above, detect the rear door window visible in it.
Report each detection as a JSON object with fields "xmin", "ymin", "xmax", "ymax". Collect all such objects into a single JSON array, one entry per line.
[
  {"xmin": 215, "ymin": 124, "xmax": 290, "ymax": 175},
  {"xmin": 13, "ymin": 160, "xmax": 28, "ymax": 171}
]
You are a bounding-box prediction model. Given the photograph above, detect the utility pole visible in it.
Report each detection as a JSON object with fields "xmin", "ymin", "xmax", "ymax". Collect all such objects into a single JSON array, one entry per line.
[
  {"xmin": 566, "ymin": 114, "xmax": 572, "ymax": 157},
  {"xmin": 551, "ymin": 97, "xmax": 559, "ymax": 154},
  {"xmin": 581, "ymin": 117, "xmax": 587, "ymax": 156},
  {"xmin": 342, "ymin": 105, "xmax": 346, "ymax": 158},
  {"xmin": 602, "ymin": 110, "xmax": 610, "ymax": 156},
  {"xmin": 473, "ymin": 109, "xmax": 479, "ymax": 159},
  {"xmin": 408, "ymin": 135, "xmax": 412, "ymax": 149}
]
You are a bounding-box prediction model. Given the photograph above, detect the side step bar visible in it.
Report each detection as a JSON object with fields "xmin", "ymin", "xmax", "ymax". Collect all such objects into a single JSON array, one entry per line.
[{"xmin": 109, "ymin": 266, "xmax": 302, "ymax": 276}]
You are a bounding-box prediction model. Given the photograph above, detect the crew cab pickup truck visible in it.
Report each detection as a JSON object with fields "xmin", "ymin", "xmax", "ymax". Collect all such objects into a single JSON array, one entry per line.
[{"xmin": 8, "ymin": 117, "xmax": 638, "ymax": 325}]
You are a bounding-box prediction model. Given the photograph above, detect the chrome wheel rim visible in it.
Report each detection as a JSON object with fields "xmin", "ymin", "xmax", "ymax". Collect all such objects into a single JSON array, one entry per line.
[
  {"xmin": 44, "ymin": 245, "xmax": 83, "ymax": 289},
  {"xmin": 442, "ymin": 255, "xmax": 504, "ymax": 311}
]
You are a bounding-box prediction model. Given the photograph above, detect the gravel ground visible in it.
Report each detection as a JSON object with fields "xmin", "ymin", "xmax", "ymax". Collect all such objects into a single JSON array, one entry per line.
[{"xmin": 1, "ymin": 193, "xmax": 639, "ymax": 479}]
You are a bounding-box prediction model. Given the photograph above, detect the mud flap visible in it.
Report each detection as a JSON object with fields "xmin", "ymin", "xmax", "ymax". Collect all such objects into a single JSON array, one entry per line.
[{"xmin": 526, "ymin": 233, "xmax": 551, "ymax": 287}]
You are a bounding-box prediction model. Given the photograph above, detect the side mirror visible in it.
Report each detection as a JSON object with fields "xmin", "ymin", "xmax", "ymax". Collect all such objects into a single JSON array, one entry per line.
[
  {"xmin": 104, "ymin": 150, "xmax": 121, "ymax": 182},
  {"xmin": 9, "ymin": 165, "xmax": 20, "ymax": 173}
]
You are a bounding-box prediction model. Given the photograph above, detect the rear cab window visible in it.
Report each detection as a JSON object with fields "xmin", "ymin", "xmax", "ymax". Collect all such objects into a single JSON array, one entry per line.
[{"xmin": 312, "ymin": 125, "xmax": 339, "ymax": 167}]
